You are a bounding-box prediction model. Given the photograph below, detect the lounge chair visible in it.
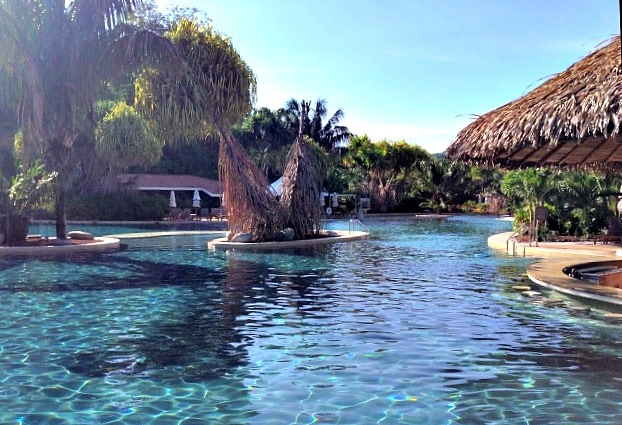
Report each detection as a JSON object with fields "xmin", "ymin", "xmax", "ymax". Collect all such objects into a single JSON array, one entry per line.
[
  {"xmin": 593, "ymin": 216, "xmax": 622, "ymax": 244},
  {"xmin": 181, "ymin": 209, "xmax": 192, "ymax": 220},
  {"xmin": 209, "ymin": 207, "xmax": 227, "ymax": 221},
  {"xmin": 168, "ymin": 207, "xmax": 181, "ymax": 221}
]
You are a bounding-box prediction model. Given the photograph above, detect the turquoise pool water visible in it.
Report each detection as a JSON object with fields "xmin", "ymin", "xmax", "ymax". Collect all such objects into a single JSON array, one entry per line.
[{"xmin": 2, "ymin": 216, "xmax": 622, "ymax": 424}]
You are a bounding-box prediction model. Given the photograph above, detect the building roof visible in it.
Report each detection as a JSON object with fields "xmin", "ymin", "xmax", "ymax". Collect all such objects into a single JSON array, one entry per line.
[
  {"xmin": 446, "ymin": 36, "xmax": 622, "ymax": 171},
  {"xmin": 118, "ymin": 173, "xmax": 223, "ymax": 197}
]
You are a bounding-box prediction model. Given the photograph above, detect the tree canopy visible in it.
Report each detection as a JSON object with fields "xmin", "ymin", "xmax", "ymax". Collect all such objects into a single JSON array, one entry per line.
[{"xmin": 0, "ymin": 0, "xmax": 178, "ymax": 238}]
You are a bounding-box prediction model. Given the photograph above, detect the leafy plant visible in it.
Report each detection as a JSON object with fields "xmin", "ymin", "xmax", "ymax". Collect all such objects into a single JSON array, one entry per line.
[{"xmin": 1, "ymin": 162, "xmax": 56, "ymax": 216}]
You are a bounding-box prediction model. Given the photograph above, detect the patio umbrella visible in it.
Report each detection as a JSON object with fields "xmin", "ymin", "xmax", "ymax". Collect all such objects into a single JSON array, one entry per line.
[
  {"xmin": 192, "ymin": 189, "xmax": 201, "ymax": 208},
  {"xmin": 446, "ymin": 36, "xmax": 622, "ymax": 171},
  {"xmin": 169, "ymin": 190, "xmax": 177, "ymax": 208}
]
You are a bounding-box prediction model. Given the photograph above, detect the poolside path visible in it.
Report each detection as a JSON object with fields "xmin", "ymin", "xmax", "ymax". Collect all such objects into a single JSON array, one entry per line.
[
  {"xmin": 488, "ymin": 231, "xmax": 622, "ymax": 258},
  {"xmin": 489, "ymin": 232, "xmax": 622, "ymax": 308}
]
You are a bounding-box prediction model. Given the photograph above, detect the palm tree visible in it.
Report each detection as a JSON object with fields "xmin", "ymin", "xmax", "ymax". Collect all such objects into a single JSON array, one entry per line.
[
  {"xmin": 501, "ymin": 168, "xmax": 561, "ymax": 241},
  {"xmin": 280, "ymin": 102, "xmax": 327, "ymax": 239},
  {"xmin": 136, "ymin": 19, "xmax": 281, "ymax": 241},
  {"xmin": 0, "ymin": 0, "xmax": 178, "ymax": 239},
  {"xmin": 233, "ymin": 107, "xmax": 295, "ymax": 180},
  {"xmin": 284, "ymin": 98, "xmax": 350, "ymax": 151},
  {"xmin": 344, "ymin": 136, "xmax": 431, "ymax": 212}
]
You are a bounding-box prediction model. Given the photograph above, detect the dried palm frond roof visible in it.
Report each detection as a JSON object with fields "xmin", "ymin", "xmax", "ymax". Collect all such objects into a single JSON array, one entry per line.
[{"xmin": 446, "ymin": 36, "xmax": 622, "ymax": 171}]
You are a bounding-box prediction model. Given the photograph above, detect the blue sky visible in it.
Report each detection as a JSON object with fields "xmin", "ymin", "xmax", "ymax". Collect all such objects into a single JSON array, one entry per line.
[{"xmin": 154, "ymin": 0, "xmax": 619, "ymax": 153}]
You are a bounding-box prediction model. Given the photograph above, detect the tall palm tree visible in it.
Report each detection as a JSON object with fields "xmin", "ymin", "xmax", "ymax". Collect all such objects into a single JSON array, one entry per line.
[
  {"xmin": 0, "ymin": 0, "xmax": 178, "ymax": 239},
  {"xmin": 233, "ymin": 107, "xmax": 295, "ymax": 180},
  {"xmin": 501, "ymin": 168, "xmax": 561, "ymax": 241},
  {"xmin": 280, "ymin": 102, "xmax": 327, "ymax": 239},
  {"xmin": 136, "ymin": 19, "xmax": 281, "ymax": 241},
  {"xmin": 285, "ymin": 98, "xmax": 350, "ymax": 151}
]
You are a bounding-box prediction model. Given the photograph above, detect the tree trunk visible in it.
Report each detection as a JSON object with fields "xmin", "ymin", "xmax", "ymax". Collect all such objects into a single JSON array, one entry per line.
[
  {"xmin": 55, "ymin": 161, "xmax": 70, "ymax": 239},
  {"xmin": 46, "ymin": 140, "xmax": 73, "ymax": 240},
  {"xmin": 218, "ymin": 129, "xmax": 280, "ymax": 241},
  {"xmin": 55, "ymin": 170, "xmax": 67, "ymax": 240}
]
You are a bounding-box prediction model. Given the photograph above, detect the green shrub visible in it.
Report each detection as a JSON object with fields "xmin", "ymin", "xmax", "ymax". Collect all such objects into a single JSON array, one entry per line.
[{"xmin": 67, "ymin": 191, "xmax": 168, "ymax": 221}]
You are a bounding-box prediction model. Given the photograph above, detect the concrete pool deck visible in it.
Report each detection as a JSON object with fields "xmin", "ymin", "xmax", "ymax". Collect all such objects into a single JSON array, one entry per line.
[
  {"xmin": 0, "ymin": 236, "xmax": 121, "ymax": 257},
  {"xmin": 0, "ymin": 226, "xmax": 367, "ymax": 256},
  {"xmin": 0, "ymin": 220, "xmax": 228, "ymax": 257},
  {"xmin": 489, "ymin": 232, "xmax": 622, "ymax": 308}
]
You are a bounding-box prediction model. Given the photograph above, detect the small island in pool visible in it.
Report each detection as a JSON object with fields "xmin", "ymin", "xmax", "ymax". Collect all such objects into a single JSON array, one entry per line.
[{"xmin": 208, "ymin": 229, "xmax": 369, "ymax": 250}]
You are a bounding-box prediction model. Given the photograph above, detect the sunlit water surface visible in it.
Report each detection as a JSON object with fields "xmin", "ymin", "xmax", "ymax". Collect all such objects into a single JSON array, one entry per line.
[{"xmin": 1, "ymin": 216, "xmax": 622, "ymax": 424}]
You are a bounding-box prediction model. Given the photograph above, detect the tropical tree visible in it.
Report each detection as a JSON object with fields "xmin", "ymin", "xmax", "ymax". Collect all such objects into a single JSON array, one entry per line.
[
  {"xmin": 344, "ymin": 136, "xmax": 431, "ymax": 212},
  {"xmin": 280, "ymin": 102, "xmax": 328, "ymax": 239},
  {"xmin": 136, "ymin": 18, "xmax": 281, "ymax": 241},
  {"xmin": 284, "ymin": 99, "xmax": 350, "ymax": 151},
  {"xmin": 233, "ymin": 107, "xmax": 295, "ymax": 180},
  {"xmin": 464, "ymin": 165, "xmax": 505, "ymax": 213},
  {"xmin": 95, "ymin": 102, "xmax": 161, "ymax": 169},
  {"xmin": 0, "ymin": 160, "xmax": 56, "ymax": 243},
  {"xmin": 418, "ymin": 159, "xmax": 451, "ymax": 214},
  {"xmin": 0, "ymin": 0, "xmax": 178, "ymax": 239},
  {"xmin": 548, "ymin": 171, "xmax": 616, "ymax": 237},
  {"xmin": 501, "ymin": 168, "xmax": 561, "ymax": 240}
]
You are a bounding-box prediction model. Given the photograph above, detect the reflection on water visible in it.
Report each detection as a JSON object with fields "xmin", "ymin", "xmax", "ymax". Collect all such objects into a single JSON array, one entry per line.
[{"xmin": 1, "ymin": 217, "xmax": 622, "ymax": 424}]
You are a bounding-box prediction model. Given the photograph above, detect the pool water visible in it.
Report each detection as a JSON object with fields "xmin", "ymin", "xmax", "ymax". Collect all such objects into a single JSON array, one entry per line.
[{"xmin": 2, "ymin": 216, "xmax": 622, "ymax": 424}]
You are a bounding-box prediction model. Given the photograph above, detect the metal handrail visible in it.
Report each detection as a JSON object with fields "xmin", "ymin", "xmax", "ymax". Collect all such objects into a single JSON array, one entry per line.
[
  {"xmin": 506, "ymin": 234, "xmax": 516, "ymax": 256},
  {"xmin": 506, "ymin": 233, "xmax": 526, "ymax": 257},
  {"xmin": 349, "ymin": 218, "xmax": 369, "ymax": 233}
]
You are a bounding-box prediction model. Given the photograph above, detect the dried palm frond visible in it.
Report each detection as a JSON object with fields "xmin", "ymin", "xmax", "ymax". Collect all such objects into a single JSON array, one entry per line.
[
  {"xmin": 280, "ymin": 105, "xmax": 327, "ymax": 241},
  {"xmin": 280, "ymin": 101, "xmax": 327, "ymax": 239},
  {"xmin": 446, "ymin": 36, "xmax": 622, "ymax": 171},
  {"xmin": 219, "ymin": 130, "xmax": 280, "ymax": 241}
]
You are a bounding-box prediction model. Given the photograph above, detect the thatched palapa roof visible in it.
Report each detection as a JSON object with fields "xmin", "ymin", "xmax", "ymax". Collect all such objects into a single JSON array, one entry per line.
[{"xmin": 445, "ymin": 36, "xmax": 622, "ymax": 170}]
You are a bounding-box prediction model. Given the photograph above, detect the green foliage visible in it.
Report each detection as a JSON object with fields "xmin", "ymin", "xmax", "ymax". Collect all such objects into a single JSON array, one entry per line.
[
  {"xmin": 545, "ymin": 171, "xmax": 616, "ymax": 237},
  {"xmin": 512, "ymin": 207, "xmax": 532, "ymax": 231},
  {"xmin": 233, "ymin": 107, "xmax": 295, "ymax": 180},
  {"xmin": 501, "ymin": 168, "xmax": 560, "ymax": 223},
  {"xmin": 67, "ymin": 191, "xmax": 168, "ymax": 221},
  {"xmin": 135, "ymin": 18, "xmax": 257, "ymax": 142},
  {"xmin": 0, "ymin": 0, "xmax": 179, "ymax": 238},
  {"xmin": 0, "ymin": 162, "xmax": 56, "ymax": 216},
  {"xmin": 499, "ymin": 168, "xmax": 619, "ymax": 238},
  {"xmin": 145, "ymin": 141, "xmax": 219, "ymax": 179},
  {"xmin": 284, "ymin": 99, "xmax": 350, "ymax": 151},
  {"xmin": 343, "ymin": 135, "xmax": 433, "ymax": 212},
  {"xmin": 461, "ymin": 200, "xmax": 488, "ymax": 214},
  {"xmin": 96, "ymin": 102, "xmax": 162, "ymax": 168}
]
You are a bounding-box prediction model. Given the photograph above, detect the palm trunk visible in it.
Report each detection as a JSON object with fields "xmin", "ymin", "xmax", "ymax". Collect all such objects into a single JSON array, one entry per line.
[
  {"xmin": 218, "ymin": 128, "xmax": 280, "ymax": 241},
  {"xmin": 55, "ymin": 174, "xmax": 67, "ymax": 240},
  {"xmin": 280, "ymin": 135, "xmax": 324, "ymax": 239},
  {"xmin": 47, "ymin": 141, "xmax": 73, "ymax": 240}
]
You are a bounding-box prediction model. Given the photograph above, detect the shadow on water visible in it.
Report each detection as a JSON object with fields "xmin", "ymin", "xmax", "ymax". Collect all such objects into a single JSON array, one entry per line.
[
  {"xmin": 48, "ymin": 248, "xmax": 340, "ymax": 383},
  {"xmin": 0, "ymin": 252, "xmax": 220, "ymax": 292}
]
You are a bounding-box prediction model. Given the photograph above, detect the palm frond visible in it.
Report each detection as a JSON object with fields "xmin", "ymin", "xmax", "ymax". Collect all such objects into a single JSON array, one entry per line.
[
  {"xmin": 219, "ymin": 130, "xmax": 281, "ymax": 241},
  {"xmin": 446, "ymin": 36, "xmax": 622, "ymax": 171},
  {"xmin": 102, "ymin": 29, "xmax": 181, "ymax": 76}
]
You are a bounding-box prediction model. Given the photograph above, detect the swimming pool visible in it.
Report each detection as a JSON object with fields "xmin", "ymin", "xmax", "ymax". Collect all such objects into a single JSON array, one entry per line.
[{"xmin": 2, "ymin": 216, "xmax": 622, "ymax": 424}]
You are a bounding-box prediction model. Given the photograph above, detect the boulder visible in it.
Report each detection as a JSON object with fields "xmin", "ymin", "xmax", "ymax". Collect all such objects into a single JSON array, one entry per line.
[
  {"xmin": 272, "ymin": 228, "xmax": 295, "ymax": 242},
  {"xmin": 68, "ymin": 231, "xmax": 95, "ymax": 241},
  {"xmin": 230, "ymin": 232, "xmax": 253, "ymax": 243}
]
